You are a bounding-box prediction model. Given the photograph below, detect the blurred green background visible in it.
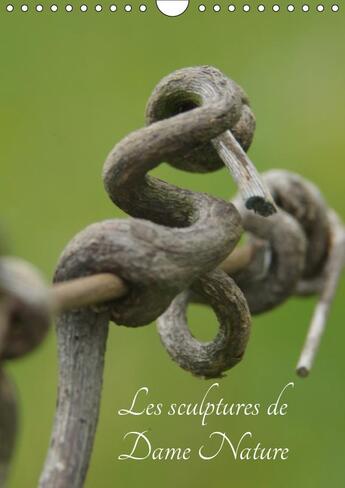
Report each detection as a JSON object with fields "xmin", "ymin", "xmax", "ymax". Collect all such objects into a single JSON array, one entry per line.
[{"xmin": 1, "ymin": 2, "xmax": 344, "ymax": 487}]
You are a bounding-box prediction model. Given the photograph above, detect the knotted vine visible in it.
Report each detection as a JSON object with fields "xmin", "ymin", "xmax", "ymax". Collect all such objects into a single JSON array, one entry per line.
[{"xmin": 0, "ymin": 66, "xmax": 343, "ymax": 488}]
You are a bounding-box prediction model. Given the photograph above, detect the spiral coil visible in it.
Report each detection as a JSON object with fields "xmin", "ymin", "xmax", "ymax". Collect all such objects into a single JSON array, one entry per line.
[{"xmin": 0, "ymin": 66, "xmax": 343, "ymax": 488}]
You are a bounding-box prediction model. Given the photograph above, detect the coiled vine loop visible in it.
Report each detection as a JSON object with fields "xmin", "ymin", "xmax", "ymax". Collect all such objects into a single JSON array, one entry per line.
[
  {"xmin": 230, "ymin": 170, "xmax": 332, "ymax": 313},
  {"xmin": 157, "ymin": 168, "xmax": 341, "ymax": 381},
  {"xmin": 35, "ymin": 67, "xmax": 344, "ymax": 488},
  {"xmin": 40, "ymin": 65, "xmax": 272, "ymax": 488},
  {"xmin": 0, "ymin": 66, "xmax": 343, "ymax": 488}
]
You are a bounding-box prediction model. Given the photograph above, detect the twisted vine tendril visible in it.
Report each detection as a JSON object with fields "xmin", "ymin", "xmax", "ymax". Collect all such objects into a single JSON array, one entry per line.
[
  {"xmin": 40, "ymin": 65, "xmax": 264, "ymax": 487},
  {"xmin": 0, "ymin": 66, "xmax": 343, "ymax": 487}
]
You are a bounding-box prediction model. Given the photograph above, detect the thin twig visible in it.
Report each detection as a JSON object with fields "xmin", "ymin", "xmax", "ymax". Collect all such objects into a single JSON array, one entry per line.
[
  {"xmin": 213, "ymin": 131, "xmax": 277, "ymax": 217},
  {"xmin": 296, "ymin": 212, "xmax": 345, "ymax": 377},
  {"xmin": 50, "ymin": 246, "xmax": 254, "ymax": 314},
  {"xmin": 220, "ymin": 242, "xmax": 255, "ymax": 274}
]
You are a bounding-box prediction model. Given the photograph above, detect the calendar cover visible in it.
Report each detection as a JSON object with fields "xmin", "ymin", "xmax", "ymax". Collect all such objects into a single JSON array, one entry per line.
[{"xmin": 0, "ymin": 2, "xmax": 344, "ymax": 487}]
